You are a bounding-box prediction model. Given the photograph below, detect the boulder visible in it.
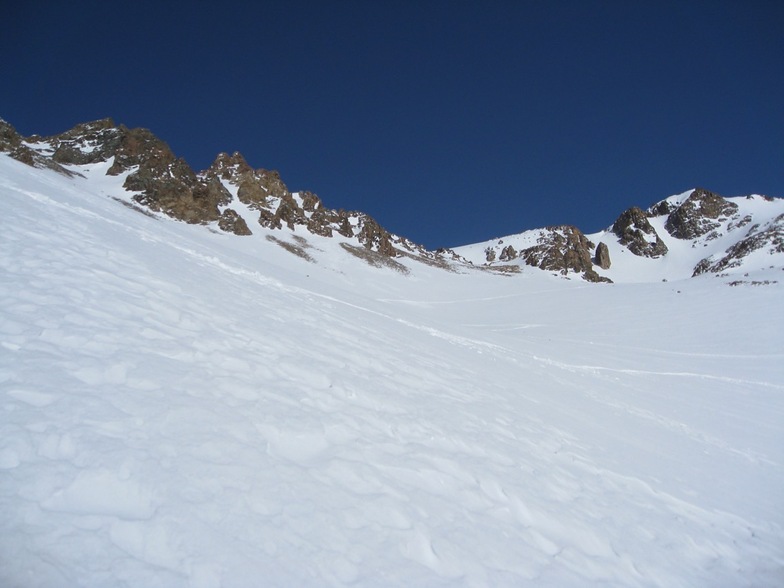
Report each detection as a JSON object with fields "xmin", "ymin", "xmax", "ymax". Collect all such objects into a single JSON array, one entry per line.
[{"xmin": 594, "ymin": 242, "xmax": 611, "ymax": 269}]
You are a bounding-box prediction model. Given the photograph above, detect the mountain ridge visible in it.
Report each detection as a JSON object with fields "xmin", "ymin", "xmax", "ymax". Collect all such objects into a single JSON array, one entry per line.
[{"xmin": 2, "ymin": 117, "xmax": 782, "ymax": 284}]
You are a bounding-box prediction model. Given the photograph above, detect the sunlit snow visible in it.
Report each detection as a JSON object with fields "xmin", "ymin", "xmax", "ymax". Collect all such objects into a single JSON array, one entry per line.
[{"xmin": 1, "ymin": 154, "xmax": 783, "ymax": 587}]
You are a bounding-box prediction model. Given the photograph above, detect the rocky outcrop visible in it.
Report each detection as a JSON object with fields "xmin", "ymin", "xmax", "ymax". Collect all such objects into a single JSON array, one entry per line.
[
  {"xmin": 0, "ymin": 119, "xmax": 73, "ymax": 175},
  {"xmin": 356, "ymin": 216, "xmax": 398, "ymax": 257},
  {"xmin": 0, "ymin": 119, "xmax": 23, "ymax": 154},
  {"xmin": 519, "ymin": 226, "xmax": 611, "ymax": 283},
  {"xmin": 103, "ymin": 127, "xmax": 232, "ymax": 224},
  {"xmin": 4, "ymin": 119, "xmax": 414, "ymax": 254},
  {"xmin": 9, "ymin": 117, "xmax": 778, "ymax": 281},
  {"xmin": 647, "ymin": 199, "xmax": 677, "ymax": 217},
  {"xmin": 48, "ymin": 118, "xmax": 123, "ymax": 166},
  {"xmin": 498, "ymin": 245, "xmax": 517, "ymax": 261},
  {"xmin": 217, "ymin": 209, "xmax": 252, "ymax": 236},
  {"xmin": 18, "ymin": 120, "xmax": 233, "ymax": 225},
  {"xmin": 205, "ymin": 150, "xmax": 404, "ymax": 255},
  {"xmin": 693, "ymin": 213, "xmax": 784, "ymax": 276},
  {"xmin": 594, "ymin": 242, "xmax": 611, "ymax": 269},
  {"xmin": 611, "ymin": 206, "xmax": 668, "ymax": 257},
  {"xmin": 664, "ymin": 188, "xmax": 739, "ymax": 240}
]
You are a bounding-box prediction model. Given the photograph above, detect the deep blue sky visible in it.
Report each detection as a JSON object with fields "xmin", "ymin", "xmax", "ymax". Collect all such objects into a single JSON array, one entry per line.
[{"xmin": 3, "ymin": 1, "xmax": 782, "ymax": 248}]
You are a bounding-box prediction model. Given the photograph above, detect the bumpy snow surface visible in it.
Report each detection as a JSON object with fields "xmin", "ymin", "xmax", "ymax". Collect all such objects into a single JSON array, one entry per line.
[{"xmin": 1, "ymin": 154, "xmax": 783, "ymax": 587}]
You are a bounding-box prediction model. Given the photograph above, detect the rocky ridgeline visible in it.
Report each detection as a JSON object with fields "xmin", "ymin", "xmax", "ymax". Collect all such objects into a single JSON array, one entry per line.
[
  {"xmin": 480, "ymin": 187, "xmax": 782, "ymax": 282},
  {"xmin": 638, "ymin": 188, "xmax": 782, "ymax": 277},
  {"xmin": 2, "ymin": 117, "xmax": 782, "ymax": 281},
  {"xmin": 0, "ymin": 118, "xmax": 434, "ymax": 260}
]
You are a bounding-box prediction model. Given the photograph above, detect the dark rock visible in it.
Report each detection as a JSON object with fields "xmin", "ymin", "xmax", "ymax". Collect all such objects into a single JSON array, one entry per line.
[
  {"xmin": 594, "ymin": 242, "xmax": 611, "ymax": 269},
  {"xmin": 300, "ymin": 191, "xmax": 321, "ymax": 212},
  {"xmin": 665, "ymin": 188, "xmax": 739, "ymax": 240},
  {"xmin": 49, "ymin": 118, "xmax": 121, "ymax": 165},
  {"xmin": 693, "ymin": 213, "xmax": 784, "ymax": 276},
  {"xmin": 307, "ymin": 208, "xmax": 336, "ymax": 237},
  {"xmin": 357, "ymin": 215, "xmax": 398, "ymax": 257},
  {"xmin": 519, "ymin": 225, "xmax": 610, "ymax": 282},
  {"xmin": 647, "ymin": 199, "xmax": 677, "ymax": 217},
  {"xmin": 4, "ymin": 117, "xmax": 424, "ymax": 260},
  {"xmin": 499, "ymin": 245, "xmax": 517, "ymax": 261},
  {"xmin": 22, "ymin": 120, "xmax": 230, "ymax": 225},
  {"xmin": 217, "ymin": 208, "xmax": 252, "ymax": 236},
  {"xmin": 208, "ymin": 152, "xmax": 254, "ymax": 179},
  {"xmin": 611, "ymin": 207, "xmax": 668, "ymax": 257},
  {"xmin": 0, "ymin": 119, "xmax": 74, "ymax": 175},
  {"xmin": 0, "ymin": 119, "xmax": 23, "ymax": 152},
  {"xmin": 485, "ymin": 247, "xmax": 496, "ymax": 262},
  {"xmin": 340, "ymin": 243, "xmax": 409, "ymax": 274}
]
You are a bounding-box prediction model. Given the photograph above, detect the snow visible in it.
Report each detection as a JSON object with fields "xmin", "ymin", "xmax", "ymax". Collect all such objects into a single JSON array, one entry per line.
[
  {"xmin": 1, "ymin": 154, "xmax": 783, "ymax": 587},
  {"xmin": 456, "ymin": 189, "xmax": 784, "ymax": 284}
]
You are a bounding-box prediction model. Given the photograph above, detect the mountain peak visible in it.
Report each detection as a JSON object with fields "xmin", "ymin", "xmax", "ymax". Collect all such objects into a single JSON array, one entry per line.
[{"xmin": 2, "ymin": 116, "xmax": 782, "ymax": 284}]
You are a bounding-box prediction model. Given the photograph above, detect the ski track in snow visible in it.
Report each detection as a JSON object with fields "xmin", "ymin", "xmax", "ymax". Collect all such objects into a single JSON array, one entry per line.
[{"xmin": 2, "ymin": 155, "xmax": 784, "ymax": 587}]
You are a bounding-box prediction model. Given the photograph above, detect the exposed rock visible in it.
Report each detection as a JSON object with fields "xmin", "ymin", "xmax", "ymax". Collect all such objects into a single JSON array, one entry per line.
[
  {"xmin": 50, "ymin": 118, "xmax": 122, "ymax": 165},
  {"xmin": 435, "ymin": 247, "xmax": 471, "ymax": 265},
  {"xmin": 485, "ymin": 247, "xmax": 496, "ymax": 262},
  {"xmin": 519, "ymin": 226, "xmax": 611, "ymax": 282},
  {"xmin": 266, "ymin": 235, "xmax": 314, "ymax": 262},
  {"xmin": 693, "ymin": 213, "xmax": 784, "ymax": 276},
  {"xmin": 307, "ymin": 208, "xmax": 337, "ymax": 237},
  {"xmin": 499, "ymin": 245, "xmax": 517, "ymax": 262},
  {"xmin": 594, "ymin": 242, "xmax": 611, "ymax": 269},
  {"xmin": 236, "ymin": 177, "xmax": 270, "ymax": 208},
  {"xmin": 611, "ymin": 207, "xmax": 668, "ymax": 257},
  {"xmin": 300, "ymin": 191, "xmax": 321, "ymax": 212},
  {"xmin": 208, "ymin": 152, "xmax": 254, "ymax": 180},
  {"xmin": 1, "ymin": 117, "xmax": 429, "ymax": 259},
  {"xmin": 665, "ymin": 188, "xmax": 739, "ymax": 240},
  {"xmin": 0, "ymin": 119, "xmax": 23, "ymax": 153},
  {"xmin": 218, "ymin": 208, "xmax": 252, "ymax": 236},
  {"xmin": 270, "ymin": 194, "xmax": 309, "ymax": 230},
  {"xmin": 647, "ymin": 199, "xmax": 677, "ymax": 217},
  {"xmin": 0, "ymin": 119, "xmax": 73, "ymax": 175},
  {"xmin": 39, "ymin": 120, "xmax": 232, "ymax": 225},
  {"xmin": 727, "ymin": 214, "xmax": 753, "ymax": 232},
  {"xmin": 340, "ymin": 243, "xmax": 409, "ymax": 274},
  {"xmin": 357, "ymin": 215, "xmax": 398, "ymax": 257}
]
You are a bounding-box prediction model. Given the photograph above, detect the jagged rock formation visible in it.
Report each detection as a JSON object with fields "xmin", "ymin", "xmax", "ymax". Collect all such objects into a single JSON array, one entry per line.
[
  {"xmin": 611, "ymin": 207, "xmax": 668, "ymax": 257},
  {"xmin": 203, "ymin": 150, "xmax": 405, "ymax": 255},
  {"xmin": 1, "ymin": 118, "xmax": 423, "ymax": 256},
  {"xmin": 3, "ymin": 117, "xmax": 782, "ymax": 283},
  {"xmin": 693, "ymin": 213, "xmax": 784, "ymax": 276},
  {"xmin": 0, "ymin": 119, "xmax": 73, "ymax": 175},
  {"xmin": 664, "ymin": 188, "xmax": 739, "ymax": 240},
  {"xmin": 518, "ymin": 226, "xmax": 611, "ymax": 283},
  {"xmin": 594, "ymin": 242, "xmax": 611, "ymax": 269}
]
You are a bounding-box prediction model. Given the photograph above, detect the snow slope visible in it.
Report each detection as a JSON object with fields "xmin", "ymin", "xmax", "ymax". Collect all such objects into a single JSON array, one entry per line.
[{"xmin": 1, "ymin": 153, "xmax": 783, "ymax": 587}]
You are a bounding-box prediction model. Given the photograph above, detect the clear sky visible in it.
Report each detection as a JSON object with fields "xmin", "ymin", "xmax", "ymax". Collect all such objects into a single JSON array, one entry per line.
[{"xmin": 3, "ymin": 1, "xmax": 782, "ymax": 249}]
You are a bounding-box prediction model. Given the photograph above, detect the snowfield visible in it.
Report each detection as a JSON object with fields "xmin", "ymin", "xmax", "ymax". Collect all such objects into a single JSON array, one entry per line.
[{"xmin": 1, "ymin": 153, "xmax": 783, "ymax": 587}]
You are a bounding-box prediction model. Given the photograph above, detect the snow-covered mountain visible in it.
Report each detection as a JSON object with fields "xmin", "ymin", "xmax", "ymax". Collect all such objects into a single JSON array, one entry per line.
[
  {"xmin": 1, "ymin": 118, "xmax": 783, "ymax": 587},
  {"xmin": 458, "ymin": 189, "xmax": 784, "ymax": 284},
  {"xmin": 3, "ymin": 117, "xmax": 782, "ymax": 284}
]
